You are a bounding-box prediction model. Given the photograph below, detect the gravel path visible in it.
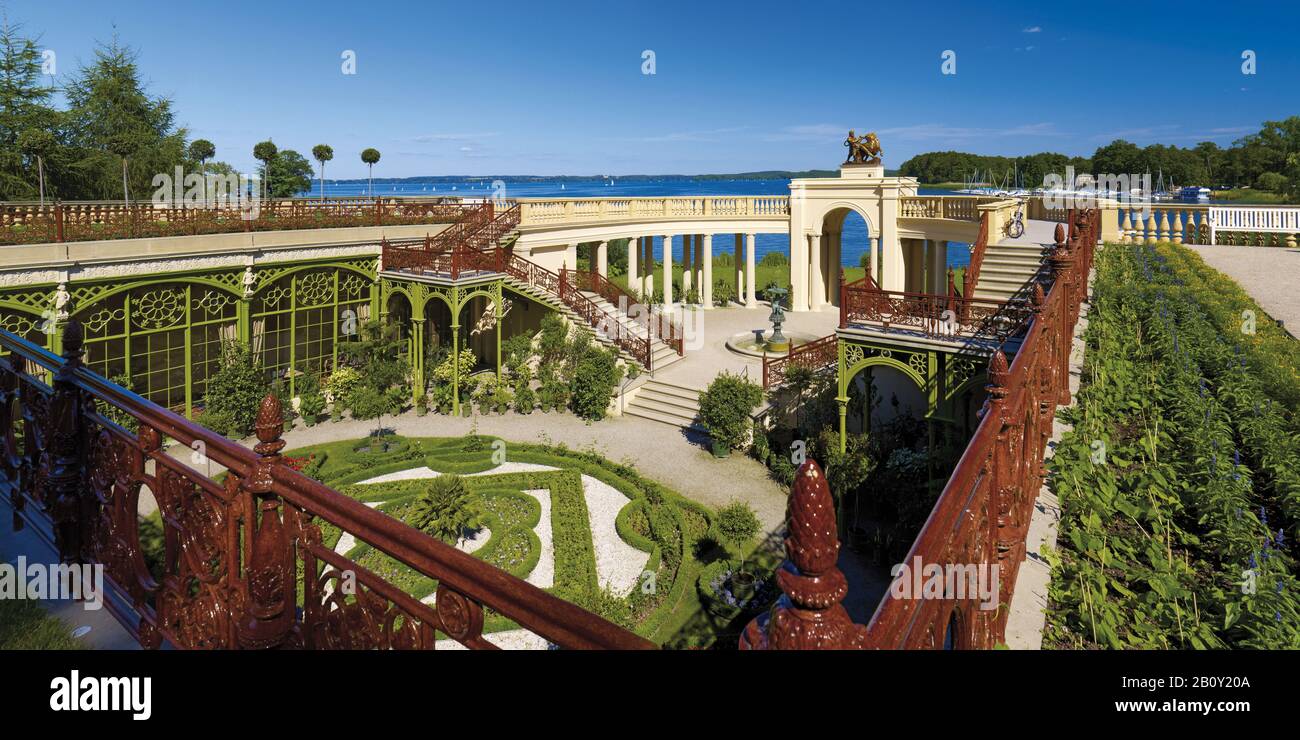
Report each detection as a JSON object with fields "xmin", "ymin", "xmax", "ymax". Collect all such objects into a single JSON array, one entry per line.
[
  {"xmin": 279, "ymin": 411, "xmax": 789, "ymax": 533},
  {"xmin": 1184, "ymin": 245, "xmax": 1300, "ymax": 336}
]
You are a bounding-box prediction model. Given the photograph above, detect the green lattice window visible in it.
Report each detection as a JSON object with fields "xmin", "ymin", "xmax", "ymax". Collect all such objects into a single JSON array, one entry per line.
[
  {"xmin": 253, "ymin": 268, "xmax": 372, "ymax": 393},
  {"xmin": 77, "ymin": 283, "xmax": 239, "ymax": 415}
]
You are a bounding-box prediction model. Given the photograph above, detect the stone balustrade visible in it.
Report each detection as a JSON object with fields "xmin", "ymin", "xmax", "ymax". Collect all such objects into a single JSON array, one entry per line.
[{"xmin": 515, "ymin": 195, "xmax": 791, "ymax": 227}]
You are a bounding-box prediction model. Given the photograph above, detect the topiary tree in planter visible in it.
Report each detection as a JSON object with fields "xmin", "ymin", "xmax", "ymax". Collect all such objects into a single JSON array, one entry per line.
[
  {"xmin": 295, "ymin": 369, "xmax": 327, "ymax": 426},
  {"xmin": 698, "ymin": 372, "xmax": 764, "ymax": 457},
  {"xmin": 712, "ymin": 500, "xmax": 763, "ymax": 602}
]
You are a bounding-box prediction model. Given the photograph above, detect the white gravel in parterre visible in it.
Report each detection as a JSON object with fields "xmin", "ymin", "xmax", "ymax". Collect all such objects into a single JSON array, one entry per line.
[
  {"xmin": 355, "ymin": 461, "xmax": 643, "ymax": 594},
  {"xmin": 582, "ymin": 476, "xmax": 648, "ymax": 596}
]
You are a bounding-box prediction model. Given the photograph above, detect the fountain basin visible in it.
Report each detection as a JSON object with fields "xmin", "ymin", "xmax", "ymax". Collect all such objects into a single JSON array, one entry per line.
[{"xmin": 724, "ymin": 331, "xmax": 824, "ymax": 359}]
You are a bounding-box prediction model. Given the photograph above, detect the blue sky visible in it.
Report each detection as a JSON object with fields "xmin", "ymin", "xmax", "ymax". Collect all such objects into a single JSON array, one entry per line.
[{"xmin": 10, "ymin": 0, "xmax": 1300, "ymax": 177}]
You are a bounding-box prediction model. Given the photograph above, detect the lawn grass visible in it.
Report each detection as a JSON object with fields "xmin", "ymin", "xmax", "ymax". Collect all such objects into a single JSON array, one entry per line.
[{"xmin": 0, "ymin": 597, "xmax": 85, "ymax": 650}]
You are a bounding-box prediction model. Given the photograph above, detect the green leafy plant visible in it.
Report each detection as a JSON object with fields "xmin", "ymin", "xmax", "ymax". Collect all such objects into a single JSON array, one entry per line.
[
  {"xmin": 409, "ymin": 474, "xmax": 481, "ymax": 545},
  {"xmin": 698, "ymin": 372, "xmax": 764, "ymax": 455},
  {"xmin": 570, "ymin": 346, "xmax": 622, "ymax": 420},
  {"xmin": 203, "ymin": 340, "xmax": 271, "ymax": 437}
]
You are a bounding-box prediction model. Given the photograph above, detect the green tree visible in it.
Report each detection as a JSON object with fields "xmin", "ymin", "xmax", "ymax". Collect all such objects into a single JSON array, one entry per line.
[
  {"xmin": 311, "ymin": 143, "xmax": 333, "ymax": 200},
  {"xmin": 715, "ymin": 500, "xmax": 761, "ymax": 571},
  {"xmin": 338, "ymin": 319, "xmax": 408, "ymax": 441},
  {"xmin": 569, "ymin": 345, "xmax": 622, "ymax": 420},
  {"xmin": 0, "ymin": 19, "xmax": 56, "ymax": 199},
  {"xmin": 698, "ymin": 372, "xmax": 764, "ymax": 454},
  {"xmin": 409, "ymin": 475, "xmax": 481, "ymax": 545},
  {"xmin": 360, "ymin": 147, "xmax": 380, "ymax": 196},
  {"xmin": 187, "ymin": 138, "xmax": 214, "ymax": 201},
  {"xmin": 17, "ymin": 128, "xmax": 54, "ymax": 204},
  {"xmin": 63, "ymin": 37, "xmax": 187, "ymax": 202},
  {"xmin": 252, "ymin": 139, "xmax": 278, "ymax": 197},
  {"xmin": 266, "ymin": 149, "xmax": 313, "ymax": 198}
]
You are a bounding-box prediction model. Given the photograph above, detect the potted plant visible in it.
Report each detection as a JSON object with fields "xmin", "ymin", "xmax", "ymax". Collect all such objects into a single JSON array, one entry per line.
[
  {"xmin": 698, "ymin": 372, "xmax": 763, "ymax": 458},
  {"xmin": 295, "ymin": 370, "xmax": 327, "ymax": 426},
  {"xmin": 714, "ymin": 500, "xmax": 761, "ymax": 599},
  {"xmin": 415, "ymin": 392, "xmax": 429, "ymax": 417}
]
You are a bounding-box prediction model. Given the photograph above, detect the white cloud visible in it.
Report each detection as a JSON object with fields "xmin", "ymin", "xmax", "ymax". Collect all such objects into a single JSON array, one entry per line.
[{"xmin": 1023, "ymin": 25, "xmax": 1041, "ymax": 33}]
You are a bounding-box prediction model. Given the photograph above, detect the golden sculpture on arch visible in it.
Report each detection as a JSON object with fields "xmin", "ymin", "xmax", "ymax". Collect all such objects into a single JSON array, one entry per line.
[{"xmin": 843, "ymin": 130, "xmax": 882, "ymax": 164}]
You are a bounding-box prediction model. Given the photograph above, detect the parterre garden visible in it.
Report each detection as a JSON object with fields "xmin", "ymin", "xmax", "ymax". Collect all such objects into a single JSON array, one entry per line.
[
  {"xmin": 283, "ymin": 434, "xmax": 771, "ymax": 645},
  {"xmin": 1044, "ymin": 241, "xmax": 1300, "ymax": 648}
]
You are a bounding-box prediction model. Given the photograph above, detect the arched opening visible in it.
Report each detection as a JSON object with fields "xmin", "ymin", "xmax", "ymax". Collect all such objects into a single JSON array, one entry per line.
[
  {"xmin": 385, "ymin": 292, "xmax": 412, "ymax": 356},
  {"xmin": 820, "ymin": 206, "xmax": 873, "ymax": 308}
]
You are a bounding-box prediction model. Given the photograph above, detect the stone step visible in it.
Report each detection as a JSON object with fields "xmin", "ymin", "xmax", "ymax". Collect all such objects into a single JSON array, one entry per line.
[
  {"xmin": 624, "ymin": 398, "xmax": 701, "ymax": 428},
  {"xmin": 640, "ymin": 378, "xmax": 704, "ymax": 401},
  {"xmin": 634, "ymin": 387, "xmax": 700, "ymax": 414}
]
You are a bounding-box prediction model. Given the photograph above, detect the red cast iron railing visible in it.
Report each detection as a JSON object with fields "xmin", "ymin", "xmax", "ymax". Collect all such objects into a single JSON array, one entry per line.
[
  {"xmin": 0, "ymin": 323, "xmax": 653, "ymax": 650},
  {"xmin": 742, "ymin": 209, "xmax": 1096, "ymax": 649},
  {"xmin": 762, "ymin": 334, "xmax": 838, "ymax": 389},
  {"xmin": 959, "ymin": 211, "xmax": 992, "ymax": 312},
  {"xmin": 1, "ymin": 197, "xmax": 475, "ymax": 246},
  {"xmin": 382, "ymin": 203, "xmax": 681, "ymax": 371}
]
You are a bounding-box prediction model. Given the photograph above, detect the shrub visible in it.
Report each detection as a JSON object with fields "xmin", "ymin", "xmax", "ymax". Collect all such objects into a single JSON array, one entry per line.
[
  {"xmin": 431, "ymin": 348, "xmax": 477, "ymax": 384},
  {"xmin": 323, "ymin": 365, "xmax": 361, "ymax": 404},
  {"xmin": 296, "ymin": 370, "xmax": 327, "ymax": 423},
  {"xmin": 408, "ymin": 475, "xmax": 480, "ymax": 545},
  {"xmin": 712, "ymin": 279, "xmax": 735, "ymax": 306},
  {"xmin": 1254, "ymin": 171, "xmax": 1288, "ymax": 192},
  {"xmin": 570, "ymin": 346, "xmax": 622, "ymax": 420},
  {"xmin": 513, "ymin": 365, "xmax": 536, "ymax": 413},
  {"xmin": 760, "ymin": 251, "xmax": 788, "ymax": 267},
  {"xmin": 203, "ymin": 340, "xmax": 270, "ymax": 436},
  {"xmin": 698, "ymin": 372, "xmax": 764, "ymax": 452},
  {"xmin": 195, "ymin": 407, "xmax": 236, "ymax": 437}
]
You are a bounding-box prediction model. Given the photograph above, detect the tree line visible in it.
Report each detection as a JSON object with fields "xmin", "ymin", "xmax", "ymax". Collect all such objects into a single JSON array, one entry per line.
[
  {"xmin": 898, "ymin": 118, "xmax": 1300, "ymax": 195},
  {"xmin": 0, "ymin": 19, "xmax": 386, "ymax": 203}
]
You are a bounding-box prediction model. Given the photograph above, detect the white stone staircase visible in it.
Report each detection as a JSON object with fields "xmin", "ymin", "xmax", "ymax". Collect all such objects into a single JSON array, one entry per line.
[
  {"xmin": 502, "ymin": 278, "xmax": 683, "ymax": 374},
  {"xmin": 969, "ymin": 242, "xmax": 1046, "ymax": 302},
  {"xmin": 624, "ymin": 377, "xmax": 703, "ymax": 428}
]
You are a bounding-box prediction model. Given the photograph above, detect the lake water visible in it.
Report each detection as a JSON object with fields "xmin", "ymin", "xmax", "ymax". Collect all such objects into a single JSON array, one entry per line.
[{"xmin": 303, "ymin": 177, "xmax": 970, "ymax": 270}]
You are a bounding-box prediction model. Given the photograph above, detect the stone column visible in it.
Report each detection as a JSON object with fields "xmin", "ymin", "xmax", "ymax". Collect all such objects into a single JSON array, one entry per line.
[
  {"xmin": 734, "ymin": 233, "xmax": 745, "ymax": 305},
  {"xmin": 627, "ymin": 236, "xmax": 638, "ymax": 293},
  {"xmin": 596, "ymin": 240, "xmax": 608, "ymax": 278},
  {"xmin": 746, "ymin": 233, "xmax": 757, "ymax": 308},
  {"xmin": 643, "ymin": 237, "xmax": 654, "ymax": 299},
  {"xmin": 807, "ymin": 231, "xmax": 823, "ymax": 311},
  {"xmin": 701, "ymin": 233, "xmax": 713, "ymax": 309},
  {"xmin": 682, "ymin": 234, "xmax": 693, "ymax": 295},
  {"xmin": 928, "ymin": 240, "xmax": 948, "ymax": 294},
  {"xmin": 869, "ymin": 237, "xmax": 880, "ymax": 280},
  {"xmin": 661, "ymin": 234, "xmax": 673, "ymax": 306},
  {"xmin": 830, "ymin": 231, "xmax": 842, "ymax": 306},
  {"xmin": 694, "ymin": 234, "xmax": 704, "ymax": 297}
]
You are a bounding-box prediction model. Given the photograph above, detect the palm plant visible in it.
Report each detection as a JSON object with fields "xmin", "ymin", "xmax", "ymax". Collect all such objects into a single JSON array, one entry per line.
[
  {"xmin": 18, "ymin": 129, "xmax": 55, "ymax": 205},
  {"xmin": 409, "ymin": 475, "xmax": 481, "ymax": 546},
  {"xmin": 252, "ymin": 140, "xmax": 278, "ymax": 199},
  {"xmin": 312, "ymin": 144, "xmax": 333, "ymax": 201},
  {"xmin": 360, "ymin": 148, "xmax": 380, "ymax": 196}
]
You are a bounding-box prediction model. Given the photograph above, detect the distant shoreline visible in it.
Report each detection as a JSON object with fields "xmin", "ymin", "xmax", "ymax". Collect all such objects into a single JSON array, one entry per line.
[{"xmin": 318, "ymin": 169, "xmax": 900, "ymax": 185}]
